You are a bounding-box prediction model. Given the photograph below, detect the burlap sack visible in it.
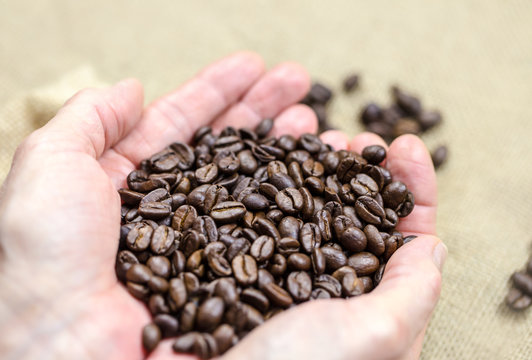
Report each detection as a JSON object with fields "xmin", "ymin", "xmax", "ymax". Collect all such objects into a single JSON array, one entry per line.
[{"xmin": 1, "ymin": 1, "xmax": 531, "ymax": 358}]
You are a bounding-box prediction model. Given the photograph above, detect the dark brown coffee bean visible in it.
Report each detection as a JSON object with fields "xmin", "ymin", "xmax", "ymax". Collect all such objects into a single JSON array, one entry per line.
[
  {"xmin": 343, "ymin": 74, "xmax": 360, "ymax": 92},
  {"xmin": 302, "ymin": 159, "xmax": 324, "ymax": 178},
  {"xmin": 253, "ymin": 216, "xmax": 281, "ymax": 241},
  {"xmin": 276, "ymin": 134, "xmax": 297, "ymax": 151},
  {"xmin": 286, "ymin": 271, "xmax": 312, "ymax": 302},
  {"xmin": 321, "ymin": 245, "xmax": 347, "ymax": 271},
  {"xmin": 126, "ymin": 281, "xmax": 149, "ymax": 300},
  {"xmin": 256, "ymin": 269, "xmax": 275, "ymax": 290},
  {"xmin": 210, "ymin": 201, "xmax": 246, "ymax": 223},
  {"xmin": 431, "ymin": 144, "xmax": 448, "ymax": 169},
  {"xmin": 285, "ymin": 150, "xmax": 312, "ymax": 165},
  {"xmin": 342, "ymin": 271, "xmax": 365, "ymax": 297},
  {"xmin": 418, "ymin": 110, "xmax": 442, "ymax": 130},
  {"xmin": 115, "ymin": 250, "xmax": 139, "ymax": 281},
  {"xmin": 196, "ymin": 297, "xmax": 225, "ymax": 332},
  {"xmin": 168, "ymin": 278, "xmax": 187, "ymax": 310},
  {"xmin": 392, "ymin": 86, "xmax": 422, "ymax": 116},
  {"xmin": 177, "ymin": 302, "xmax": 197, "ymax": 333},
  {"xmin": 212, "ymin": 278, "xmax": 239, "ymax": 306},
  {"xmin": 325, "ymin": 175, "xmax": 342, "ymax": 193},
  {"xmin": 126, "ymin": 263, "xmax": 153, "ymax": 284},
  {"xmin": 250, "ymin": 235, "xmax": 275, "ymax": 263},
  {"xmin": 298, "ymin": 187, "xmax": 315, "ymax": 220},
  {"xmin": 311, "ymin": 247, "xmax": 326, "ymax": 275},
  {"xmin": 382, "ymin": 181, "xmax": 408, "ymax": 209},
  {"xmin": 225, "ymin": 237, "xmax": 250, "ymax": 262},
  {"xmin": 267, "ymin": 160, "xmax": 288, "ymax": 177},
  {"xmin": 258, "ymin": 183, "xmax": 279, "ymax": 200},
  {"xmin": 300, "ymin": 223, "xmax": 321, "ymax": 253},
  {"xmin": 396, "ymin": 191, "xmax": 414, "ymax": 217},
  {"xmin": 262, "ymin": 282, "xmax": 293, "ymax": 308},
  {"xmin": 255, "ymin": 118, "xmax": 274, "ymax": 137},
  {"xmin": 310, "ymin": 288, "xmax": 331, "ymax": 300},
  {"xmin": 304, "ymin": 176, "xmax": 325, "ymax": 195},
  {"xmin": 341, "ymin": 227, "xmax": 367, "ymax": 253},
  {"xmin": 195, "ymin": 163, "xmax": 219, "ymax": 184},
  {"xmin": 314, "ymin": 274, "xmax": 342, "ymax": 297},
  {"xmin": 337, "ymin": 155, "xmax": 364, "ymax": 183},
  {"xmin": 241, "ymin": 288, "xmax": 270, "ymax": 313},
  {"xmin": 314, "ymin": 209, "xmax": 333, "ymax": 242},
  {"xmin": 348, "ymin": 252, "xmax": 380, "ymax": 276},
  {"xmin": 138, "ymin": 201, "xmax": 171, "ymax": 220},
  {"xmin": 141, "ymin": 188, "xmax": 170, "ymax": 205},
  {"xmin": 274, "ymin": 188, "xmax": 305, "ymax": 219},
  {"xmin": 331, "ymin": 265, "xmax": 356, "ymax": 281},
  {"xmin": 269, "ymin": 172, "xmax": 297, "ymax": 191},
  {"xmin": 147, "ymin": 256, "xmax": 172, "ymax": 278},
  {"xmin": 268, "ymin": 253, "xmax": 287, "ymax": 277},
  {"xmin": 383, "ymin": 235, "xmax": 400, "ymax": 261},
  {"xmin": 242, "ymin": 193, "xmax": 269, "ymax": 211},
  {"xmin": 213, "ymin": 135, "xmax": 244, "ymax": 154},
  {"xmin": 350, "ymin": 173, "xmax": 379, "ymax": 197},
  {"xmin": 276, "ymin": 237, "xmax": 301, "ymax": 257},
  {"xmin": 153, "ymin": 313, "xmax": 179, "ymax": 338},
  {"xmin": 167, "ymin": 142, "xmax": 195, "ymax": 170},
  {"xmin": 360, "ymin": 102, "xmax": 382, "ymax": 124},
  {"xmin": 287, "ymin": 253, "xmax": 311, "ymax": 271},
  {"xmin": 213, "ymin": 324, "xmax": 236, "ymax": 354},
  {"xmin": 305, "ymin": 83, "xmax": 332, "ymax": 104},
  {"xmin": 142, "ymin": 323, "xmax": 161, "ymax": 352},
  {"xmin": 171, "ymin": 205, "xmax": 197, "ymax": 232},
  {"xmin": 278, "ymin": 216, "xmax": 301, "ymax": 239},
  {"xmin": 172, "ymin": 332, "xmax": 202, "ymax": 356},
  {"xmin": 149, "ymin": 225, "xmax": 175, "ymax": 255},
  {"xmin": 364, "ymin": 224, "xmax": 385, "ymax": 255},
  {"xmin": 148, "ymin": 276, "xmax": 170, "ymax": 293},
  {"xmin": 126, "ymin": 222, "xmax": 153, "ymax": 251},
  {"xmin": 202, "ymin": 185, "xmax": 229, "ymax": 213},
  {"xmin": 213, "ymin": 150, "xmax": 240, "ymax": 175},
  {"xmin": 355, "ymin": 196, "xmax": 386, "ymax": 225},
  {"xmin": 232, "ymin": 254, "xmax": 258, "ymax": 286},
  {"xmin": 237, "ymin": 149, "xmax": 258, "ymax": 175},
  {"xmin": 118, "ymin": 189, "xmax": 145, "ymax": 206}
]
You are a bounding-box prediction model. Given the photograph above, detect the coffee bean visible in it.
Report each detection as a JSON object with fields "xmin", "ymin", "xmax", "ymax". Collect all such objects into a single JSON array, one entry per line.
[
  {"xmin": 314, "ymin": 209, "xmax": 333, "ymax": 242},
  {"xmin": 350, "ymin": 173, "xmax": 379, "ymax": 197},
  {"xmin": 276, "ymin": 237, "xmax": 301, "ymax": 257},
  {"xmin": 341, "ymin": 271, "xmax": 365, "ymax": 297},
  {"xmin": 142, "ymin": 323, "xmax": 161, "ymax": 352},
  {"xmin": 254, "ymin": 118, "xmax": 274, "ymax": 138},
  {"xmin": 321, "ymin": 246, "xmax": 347, "ymax": 271},
  {"xmin": 211, "ymin": 201, "xmax": 246, "ymax": 223},
  {"xmin": 348, "ymin": 252, "xmax": 380, "ymax": 276},
  {"xmin": 311, "ymin": 247, "xmax": 326, "ymax": 275},
  {"xmin": 148, "ymin": 276, "xmax": 170, "ymax": 293},
  {"xmin": 276, "ymin": 134, "xmax": 297, "ymax": 151},
  {"xmin": 226, "ymin": 237, "xmax": 251, "ymax": 262},
  {"xmin": 168, "ymin": 278, "xmax": 187, "ymax": 311},
  {"xmin": 396, "ymin": 191, "xmax": 414, "ymax": 217},
  {"xmin": 150, "ymin": 225, "xmax": 176, "ymax": 255},
  {"xmin": 241, "ymin": 288, "xmax": 270, "ymax": 313},
  {"xmin": 268, "ymin": 254, "xmax": 287, "ymax": 277},
  {"xmin": 196, "ymin": 297, "xmax": 225, "ymax": 332},
  {"xmin": 286, "ymin": 271, "xmax": 312, "ymax": 302},
  {"xmin": 506, "ymin": 287, "xmax": 532, "ymax": 311},
  {"xmin": 314, "ymin": 274, "xmax": 342, "ymax": 297},
  {"xmin": 147, "ymin": 256, "xmax": 172, "ymax": 278},
  {"xmin": 262, "ymin": 282, "xmax": 293, "ymax": 308},
  {"xmin": 337, "ymin": 155, "xmax": 365, "ymax": 183},
  {"xmin": 213, "ymin": 135, "xmax": 244, "ymax": 154},
  {"xmin": 232, "ymin": 254, "xmax": 258, "ymax": 286},
  {"xmin": 267, "ymin": 160, "xmax": 288, "ymax": 177},
  {"xmin": 250, "ymin": 235, "xmax": 275, "ymax": 263},
  {"xmin": 213, "ymin": 324, "xmax": 236, "ymax": 354},
  {"xmin": 126, "ymin": 281, "xmax": 149, "ymax": 300},
  {"xmin": 431, "ymin": 145, "xmax": 448, "ymax": 169},
  {"xmin": 285, "ymin": 150, "xmax": 312, "ymax": 165},
  {"xmin": 287, "ymin": 253, "xmax": 311, "ymax": 271},
  {"xmin": 126, "ymin": 222, "xmax": 153, "ymax": 251},
  {"xmin": 115, "ymin": 250, "xmax": 139, "ymax": 281},
  {"xmin": 343, "ymin": 74, "xmax": 360, "ymax": 92},
  {"xmin": 512, "ymin": 272, "xmax": 532, "ymax": 296},
  {"xmin": 270, "ymin": 172, "xmax": 297, "ymax": 190},
  {"xmin": 153, "ymin": 313, "xmax": 179, "ymax": 338},
  {"xmin": 355, "ymin": 196, "xmax": 386, "ymax": 225},
  {"xmin": 118, "ymin": 189, "xmax": 145, "ymax": 206},
  {"xmin": 242, "ymin": 193, "xmax": 269, "ymax": 211},
  {"xmin": 305, "ymin": 83, "xmax": 332, "ymax": 105},
  {"xmin": 126, "ymin": 263, "xmax": 153, "ymax": 284},
  {"xmin": 253, "ymin": 217, "xmax": 281, "ymax": 241},
  {"xmin": 172, "ymin": 205, "xmax": 198, "ymax": 232},
  {"xmin": 300, "ymin": 223, "xmax": 321, "ymax": 253},
  {"xmin": 382, "ymin": 181, "xmax": 408, "ymax": 209}
]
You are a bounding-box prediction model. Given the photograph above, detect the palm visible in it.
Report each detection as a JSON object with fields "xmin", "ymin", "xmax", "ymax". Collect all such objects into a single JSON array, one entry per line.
[{"xmin": 0, "ymin": 52, "xmax": 441, "ymax": 360}]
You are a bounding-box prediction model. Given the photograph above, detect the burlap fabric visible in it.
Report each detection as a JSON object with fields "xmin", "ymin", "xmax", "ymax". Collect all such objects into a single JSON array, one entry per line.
[{"xmin": 1, "ymin": 1, "xmax": 531, "ymax": 358}]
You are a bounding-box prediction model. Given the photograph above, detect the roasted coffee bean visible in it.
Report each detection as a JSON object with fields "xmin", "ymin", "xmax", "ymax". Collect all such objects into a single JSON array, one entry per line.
[
  {"xmin": 314, "ymin": 274, "xmax": 342, "ymax": 298},
  {"xmin": 285, "ymin": 150, "xmax": 312, "ymax": 165},
  {"xmin": 269, "ymin": 172, "xmax": 297, "ymax": 190},
  {"xmin": 337, "ymin": 155, "xmax": 364, "ymax": 183},
  {"xmin": 300, "ymin": 223, "xmax": 321, "ymax": 253},
  {"xmin": 236, "ymin": 149, "xmax": 258, "ymax": 175},
  {"xmin": 172, "ymin": 205, "xmax": 197, "ymax": 232},
  {"xmin": 277, "ymin": 134, "xmax": 297, "ymax": 151},
  {"xmin": 350, "ymin": 173, "xmax": 379, "ymax": 197},
  {"xmin": 287, "ymin": 161, "xmax": 305, "ymax": 188},
  {"xmin": 304, "ymin": 176, "xmax": 325, "ymax": 195},
  {"xmin": 153, "ymin": 313, "xmax": 179, "ymax": 338},
  {"xmin": 266, "ymin": 209, "xmax": 284, "ymax": 225},
  {"xmin": 278, "ymin": 216, "xmax": 301, "ymax": 239},
  {"xmin": 213, "ymin": 151, "xmax": 240, "ymax": 175},
  {"xmin": 364, "ymin": 224, "xmax": 385, "ymax": 255},
  {"xmin": 314, "ymin": 209, "xmax": 333, "ymax": 242},
  {"xmin": 126, "ymin": 222, "xmax": 153, "ymax": 251},
  {"xmin": 276, "ymin": 237, "xmax": 301, "ymax": 257},
  {"xmin": 181, "ymin": 229, "xmax": 202, "ymax": 257},
  {"xmin": 172, "ymin": 332, "xmax": 203, "ymax": 358},
  {"xmin": 298, "ymin": 134, "xmax": 322, "ymax": 154},
  {"xmin": 126, "ymin": 281, "xmax": 149, "ymax": 300},
  {"xmin": 268, "ymin": 253, "xmax": 287, "ymax": 277},
  {"xmin": 213, "ymin": 278, "xmax": 239, "ymax": 306},
  {"xmin": 232, "ymin": 254, "xmax": 258, "ymax": 285},
  {"xmin": 148, "ymin": 276, "xmax": 170, "ymax": 293},
  {"xmin": 213, "ymin": 135, "xmax": 244, "ymax": 154},
  {"xmin": 115, "ymin": 250, "xmax": 139, "ymax": 281},
  {"xmin": 139, "ymin": 201, "xmax": 171, "ymax": 220},
  {"xmin": 147, "ymin": 256, "xmax": 172, "ymax": 278},
  {"xmin": 302, "ymin": 159, "xmax": 324, "ymax": 178},
  {"xmin": 341, "ymin": 271, "xmax": 365, "ymax": 297},
  {"xmin": 168, "ymin": 142, "xmax": 195, "ymax": 170},
  {"xmin": 150, "ymin": 225, "xmax": 176, "ymax": 255},
  {"xmin": 196, "ymin": 297, "xmax": 225, "ymax": 332},
  {"xmin": 186, "ymin": 249, "xmax": 205, "ymax": 277},
  {"xmin": 287, "ymin": 253, "xmax": 311, "ymax": 271},
  {"xmin": 355, "ymin": 196, "xmax": 386, "ymax": 225},
  {"xmin": 361, "ymin": 102, "xmax": 382, "ymax": 124},
  {"xmin": 512, "ymin": 272, "xmax": 532, "ymax": 296},
  {"xmin": 323, "ymin": 186, "xmax": 339, "ymax": 202},
  {"xmin": 431, "ymin": 144, "xmax": 448, "ymax": 169},
  {"xmin": 210, "ymin": 201, "xmax": 246, "ymax": 223},
  {"xmin": 259, "ymin": 183, "xmax": 279, "ymax": 200},
  {"xmin": 178, "ymin": 302, "xmax": 197, "ymax": 333},
  {"xmin": 331, "ymin": 265, "xmax": 356, "ymax": 282},
  {"xmin": 267, "ymin": 160, "xmax": 288, "ymax": 177},
  {"xmin": 395, "ymin": 190, "xmax": 414, "ymax": 217},
  {"xmin": 310, "ymin": 288, "xmax": 331, "ymax": 300},
  {"xmin": 255, "ymin": 118, "xmax": 274, "ymax": 137},
  {"xmin": 118, "ymin": 189, "xmax": 145, "ymax": 206},
  {"xmin": 242, "ymin": 193, "xmax": 269, "ymax": 211},
  {"xmin": 203, "ymin": 185, "xmax": 229, "ymax": 213},
  {"xmin": 213, "ymin": 324, "xmax": 236, "ymax": 354},
  {"xmin": 373, "ymin": 264, "xmax": 386, "ymax": 286},
  {"xmin": 241, "ymin": 288, "xmax": 270, "ymax": 313},
  {"xmin": 195, "ymin": 163, "xmax": 219, "ymax": 184},
  {"xmin": 343, "ymin": 205, "xmax": 363, "ymax": 229},
  {"xmin": 392, "ymin": 86, "xmax": 422, "ymax": 116},
  {"xmin": 126, "ymin": 264, "xmax": 153, "ymax": 284},
  {"xmin": 250, "ymin": 235, "xmax": 275, "ymax": 263},
  {"xmin": 311, "ymin": 247, "xmax": 326, "ymax": 275},
  {"xmin": 343, "ymin": 74, "xmax": 360, "ymax": 92},
  {"xmin": 382, "ymin": 181, "xmax": 408, "ymax": 210},
  {"xmin": 253, "ymin": 216, "xmax": 281, "ymax": 241},
  {"xmin": 168, "ymin": 278, "xmax": 187, "ymax": 310},
  {"xmin": 321, "ymin": 245, "xmax": 347, "ymax": 271},
  {"xmin": 305, "ymin": 83, "xmax": 333, "ymax": 105},
  {"xmin": 257, "ymin": 268, "xmax": 275, "ymax": 290},
  {"xmin": 348, "ymin": 252, "xmax": 380, "ymax": 276},
  {"xmin": 142, "ymin": 323, "xmax": 162, "ymax": 352},
  {"xmin": 262, "ymin": 282, "xmax": 293, "ymax": 308},
  {"xmin": 286, "ymin": 271, "xmax": 312, "ymax": 302}
]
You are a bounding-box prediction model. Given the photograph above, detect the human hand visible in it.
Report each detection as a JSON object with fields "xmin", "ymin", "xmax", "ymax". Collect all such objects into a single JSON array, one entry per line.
[{"xmin": 0, "ymin": 52, "xmax": 445, "ymax": 360}]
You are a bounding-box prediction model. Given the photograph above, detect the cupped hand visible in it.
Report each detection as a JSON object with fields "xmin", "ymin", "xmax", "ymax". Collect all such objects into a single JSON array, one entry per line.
[{"xmin": 0, "ymin": 52, "xmax": 445, "ymax": 360}]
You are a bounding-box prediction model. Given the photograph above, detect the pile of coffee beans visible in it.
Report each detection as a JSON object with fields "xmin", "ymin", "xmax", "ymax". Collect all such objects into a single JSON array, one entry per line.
[
  {"xmin": 115, "ymin": 119, "xmax": 415, "ymax": 358},
  {"xmin": 302, "ymin": 78, "xmax": 448, "ymax": 170},
  {"xmin": 506, "ymin": 255, "xmax": 532, "ymax": 310}
]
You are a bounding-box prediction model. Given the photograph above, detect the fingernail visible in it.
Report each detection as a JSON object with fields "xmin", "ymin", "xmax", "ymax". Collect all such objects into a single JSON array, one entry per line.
[{"xmin": 432, "ymin": 242, "xmax": 448, "ymax": 272}]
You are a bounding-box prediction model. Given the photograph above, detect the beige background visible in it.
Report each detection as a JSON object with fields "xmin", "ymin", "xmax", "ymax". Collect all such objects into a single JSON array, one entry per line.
[{"xmin": 1, "ymin": 0, "xmax": 531, "ymax": 358}]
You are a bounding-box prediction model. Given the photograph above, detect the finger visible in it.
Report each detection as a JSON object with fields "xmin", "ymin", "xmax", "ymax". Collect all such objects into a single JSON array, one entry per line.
[
  {"xmin": 114, "ymin": 52, "xmax": 266, "ymax": 165},
  {"xmin": 270, "ymin": 104, "xmax": 318, "ymax": 138},
  {"xmin": 386, "ymin": 135, "xmax": 437, "ymax": 235},
  {"xmin": 319, "ymin": 130, "xmax": 350, "ymax": 150},
  {"xmin": 367, "ymin": 235, "xmax": 446, "ymax": 356},
  {"xmin": 212, "ymin": 62, "xmax": 310, "ymax": 132},
  {"xmin": 348, "ymin": 131, "xmax": 388, "ymax": 154},
  {"xmin": 22, "ymin": 79, "xmax": 144, "ymax": 159}
]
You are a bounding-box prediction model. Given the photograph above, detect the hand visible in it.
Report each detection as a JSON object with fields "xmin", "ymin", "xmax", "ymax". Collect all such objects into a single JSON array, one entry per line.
[{"xmin": 0, "ymin": 52, "xmax": 445, "ymax": 360}]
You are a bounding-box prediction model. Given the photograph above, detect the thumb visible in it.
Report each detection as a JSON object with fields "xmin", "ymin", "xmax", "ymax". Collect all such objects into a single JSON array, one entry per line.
[{"xmin": 365, "ymin": 235, "xmax": 446, "ymax": 357}]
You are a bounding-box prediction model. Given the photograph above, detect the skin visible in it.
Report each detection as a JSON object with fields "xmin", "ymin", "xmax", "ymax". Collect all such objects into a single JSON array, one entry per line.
[{"xmin": 0, "ymin": 52, "xmax": 446, "ymax": 360}]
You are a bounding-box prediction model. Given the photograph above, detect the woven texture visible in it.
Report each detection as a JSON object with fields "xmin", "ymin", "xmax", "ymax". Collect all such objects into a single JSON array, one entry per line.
[{"xmin": 1, "ymin": 1, "xmax": 531, "ymax": 358}]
